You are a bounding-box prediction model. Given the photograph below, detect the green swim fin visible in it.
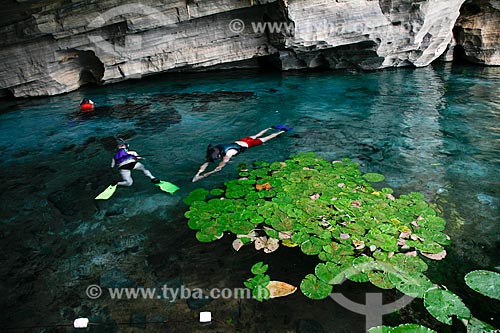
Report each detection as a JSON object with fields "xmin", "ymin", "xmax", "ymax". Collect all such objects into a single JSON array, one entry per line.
[
  {"xmin": 95, "ymin": 184, "xmax": 117, "ymax": 200},
  {"xmin": 156, "ymin": 181, "xmax": 179, "ymax": 194}
]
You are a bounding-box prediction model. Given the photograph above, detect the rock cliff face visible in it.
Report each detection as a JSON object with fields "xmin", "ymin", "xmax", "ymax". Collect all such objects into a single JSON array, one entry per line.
[
  {"xmin": 453, "ymin": 0, "xmax": 500, "ymax": 65},
  {"xmin": 0, "ymin": 0, "xmax": 491, "ymax": 98}
]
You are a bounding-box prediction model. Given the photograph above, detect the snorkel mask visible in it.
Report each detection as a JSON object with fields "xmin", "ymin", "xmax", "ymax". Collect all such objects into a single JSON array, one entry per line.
[
  {"xmin": 206, "ymin": 144, "xmax": 221, "ymax": 162},
  {"xmin": 116, "ymin": 138, "xmax": 129, "ymax": 150}
]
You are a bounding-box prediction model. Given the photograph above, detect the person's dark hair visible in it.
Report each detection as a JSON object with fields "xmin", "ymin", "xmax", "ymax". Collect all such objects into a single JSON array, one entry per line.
[
  {"xmin": 80, "ymin": 98, "xmax": 90, "ymax": 105},
  {"xmin": 206, "ymin": 144, "xmax": 220, "ymax": 162}
]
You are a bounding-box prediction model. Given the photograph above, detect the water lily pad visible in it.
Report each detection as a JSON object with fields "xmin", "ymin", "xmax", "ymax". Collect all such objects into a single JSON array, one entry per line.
[
  {"xmin": 227, "ymin": 220, "xmax": 256, "ymax": 235},
  {"xmin": 389, "ymin": 253, "xmax": 428, "ymax": 274},
  {"xmin": 418, "ymin": 216, "xmax": 446, "ymax": 231},
  {"xmin": 301, "ymin": 239, "xmax": 323, "ymax": 255},
  {"xmin": 368, "ymin": 326, "xmax": 392, "ymax": 333},
  {"xmin": 184, "ymin": 188, "xmax": 210, "ymax": 204},
  {"xmin": 389, "ymin": 272, "xmax": 434, "ymax": 298},
  {"xmin": 276, "ymin": 236, "xmax": 294, "ymax": 246},
  {"xmin": 368, "ymin": 271, "xmax": 395, "ymax": 289},
  {"xmin": 300, "ymin": 274, "xmax": 333, "ymax": 300},
  {"xmin": 464, "ymin": 270, "xmax": 500, "ymax": 300},
  {"xmin": 251, "ymin": 262, "xmax": 268, "ymax": 275},
  {"xmin": 196, "ymin": 231, "xmax": 222, "ymax": 243},
  {"xmin": 423, "ymin": 289, "xmax": 471, "ymax": 325},
  {"xmin": 366, "ymin": 230, "xmax": 398, "ymax": 252},
  {"xmin": 209, "ymin": 188, "xmax": 225, "ymax": 196},
  {"xmin": 420, "ymin": 250, "xmax": 447, "ymax": 261},
  {"xmin": 466, "ymin": 317, "xmax": 497, "ymax": 332},
  {"xmin": 391, "ymin": 324, "xmax": 437, "ymax": 333},
  {"xmin": 369, "ymin": 324, "xmax": 438, "ymax": 333},
  {"xmin": 315, "ymin": 262, "xmax": 346, "ymax": 285},
  {"xmin": 406, "ymin": 239, "xmax": 444, "ymax": 254}
]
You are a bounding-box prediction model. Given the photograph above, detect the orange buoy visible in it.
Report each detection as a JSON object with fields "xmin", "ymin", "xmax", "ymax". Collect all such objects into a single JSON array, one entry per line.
[{"xmin": 80, "ymin": 103, "xmax": 94, "ymax": 112}]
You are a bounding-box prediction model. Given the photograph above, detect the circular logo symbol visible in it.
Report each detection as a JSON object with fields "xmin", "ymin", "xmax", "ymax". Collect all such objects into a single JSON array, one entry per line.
[
  {"xmin": 86, "ymin": 284, "xmax": 103, "ymax": 299},
  {"xmin": 229, "ymin": 19, "xmax": 245, "ymax": 34}
]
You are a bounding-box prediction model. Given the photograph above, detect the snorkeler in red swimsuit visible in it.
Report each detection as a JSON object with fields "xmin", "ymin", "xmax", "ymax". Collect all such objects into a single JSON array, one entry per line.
[{"xmin": 192, "ymin": 125, "xmax": 293, "ymax": 182}]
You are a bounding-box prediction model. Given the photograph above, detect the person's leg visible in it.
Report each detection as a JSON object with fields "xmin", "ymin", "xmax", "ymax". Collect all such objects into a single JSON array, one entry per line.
[
  {"xmin": 133, "ymin": 162, "xmax": 155, "ymax": 179},
  {"xmin": 118, "ymin": 169, "xmax": 133, "ymax": 186},
  {"xmin": 259, "ymin": 130, "xmax": 285, "ymax": 143},
  {"xmin": 250, "ymin": 127, "xmax": 272, "ymax": 139}
]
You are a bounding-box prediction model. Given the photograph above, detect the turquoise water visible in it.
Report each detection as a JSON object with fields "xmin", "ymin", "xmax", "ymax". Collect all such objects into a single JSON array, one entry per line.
[{"xmin": 0, "ymin": 63, "xmax": 499, "ymax": 332}]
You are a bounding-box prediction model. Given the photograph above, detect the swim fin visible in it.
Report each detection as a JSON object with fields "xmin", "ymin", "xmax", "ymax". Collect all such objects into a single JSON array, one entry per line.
[
  {"xmin": 95, "ymin": 184, "xmax": 117, "ymax": 200},
  {"xmin": 272, "ymin": 124, "xmax": 293, "ymax": 132},
  {"xmin": 156, "ymin": 181, "xmax": 180, "ymax": 194}
]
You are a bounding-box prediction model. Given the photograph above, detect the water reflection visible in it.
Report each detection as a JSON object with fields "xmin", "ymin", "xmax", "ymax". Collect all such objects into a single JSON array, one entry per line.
[{"xmin": 0, "ymin": 64, "xmax": 499, "ymax": 331}]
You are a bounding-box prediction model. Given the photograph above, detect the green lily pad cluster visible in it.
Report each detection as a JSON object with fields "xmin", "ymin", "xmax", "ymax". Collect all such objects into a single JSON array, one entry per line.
[
  {"xmin": 369, "ymin": 269, "xmax": 500, "ymax": 332},
  {"xmin": 184, "ymin": 153, "xmax": 451, "ymax": 300},
  {"xmin": 243, "ymin": 262, "xmax": 271, "ymax": 302}
]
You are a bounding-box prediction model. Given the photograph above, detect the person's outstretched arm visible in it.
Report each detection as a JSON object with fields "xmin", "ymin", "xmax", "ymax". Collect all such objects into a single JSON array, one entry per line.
[
  {"xmin": 192, "ymin": 153, "xmax": 234, "ymax": 182},
  {"xmin": 193, "ymin": 162, "xmax": 209, "ymax": 179}
]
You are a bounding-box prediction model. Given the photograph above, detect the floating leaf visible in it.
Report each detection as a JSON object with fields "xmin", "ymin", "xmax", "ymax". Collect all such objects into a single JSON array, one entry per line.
[
  {"xmin": 282, "ymin": 239, "xmax": 298, "ymax": 247},
  {"xmin": 184, "ymin": 188, "xmax": 210, "ymax": 204},
  {"xmin": 251, "ymin": 262, "xmax": 268, "ymax": 275},
  {"xmin": 419, "ymin": 216, "xmax": 446, "ymax": 231},
  {"xmin": 389, "ymin": 272, "xmax": 434, "ymax": 298},
  {"xmin": 368, "ymin": 271, "xmax": 395, "ymax": 289},
  {"xmin": 267, "ymin": 281, "xmax": 297, "ymax": 298},
  {"xmin": 423, "ymin": 289, "xmax": 471, "ymax": 325},
  {"xmin": 466, "ymin": 317, "xmax": 497, "ymax": 332},
  {"xmin": 464, "ymin": 270, "xmax": 500, "ymax": 300},
  {"xmin": 252, "ymin": 284, "xmax": 271, "ymax": 302},
  {"xmin": 315, "ymin": 262, "xmax": 346, "ymax": 285},
  {"xmin": 390, "ymin": 253, "xmax": 428, "ymax": 274},
  {"xmin": 255, "ymin": 236, "xmax": 279, "ymax": 253},
  {"xmin": 301, "ymin": 239, "xmax": 323, "ymax": 255},
  {"xmin": 420, "ymin": 250, "xmax": 447, "ymax": 261},
  {"xmin": 196, "ymin": 231, "xmax": 221, "ymax": 243},
  {"xmin": 256, "ymin": 182, "xmax": 272, "ymax": 191},
  {"xmin": 310, "ymin": 193, "xmax": 321, "ymax": 200},
  {"xmin": 232, "ymin": 239, "xmax": 244, "ymax": 251},
  {"xmin": 209, "ymin": 188, "xmax": 225, "ymax": 196},
  {"xmin": 369, "ymin": 324, "xmax": 438, "ymax": 333},
  {"xmin": 391, "ymin": 324, "xmax": 438, "ymax": 333},
  {"xmin": 300, "ymin": 274, "xmax": 333, "ymax": 300},
  {"xmin": 363, "ymin": 173, "xmax": 385, "ymax": 182},
  {"xmin": 367, "ymin": 326, "xmax": 392, "ymax": 333}
]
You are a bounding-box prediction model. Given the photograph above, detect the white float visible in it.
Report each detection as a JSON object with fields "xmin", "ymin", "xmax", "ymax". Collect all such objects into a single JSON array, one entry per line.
[{"xmin": 199, "ymin": 312, "xmax": 212, "ymax": 323}]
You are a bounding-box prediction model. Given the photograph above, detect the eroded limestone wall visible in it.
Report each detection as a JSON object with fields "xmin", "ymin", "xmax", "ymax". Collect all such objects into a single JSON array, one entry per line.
[{"xmin": 0, "ymin": 0, "xmax": 480, "ymax": 97}]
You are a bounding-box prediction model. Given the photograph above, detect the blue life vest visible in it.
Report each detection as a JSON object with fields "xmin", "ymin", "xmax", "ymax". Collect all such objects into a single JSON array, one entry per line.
[
  {"xmin": 216, "ymin": 143, "xmax": 245, "ymax": 156},
  {"xmin": 114, "ymin": 148, "xmax": 136, "ymax": 165}
]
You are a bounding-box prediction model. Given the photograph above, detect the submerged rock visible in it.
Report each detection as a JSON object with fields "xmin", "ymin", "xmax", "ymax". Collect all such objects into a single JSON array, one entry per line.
[
  {"xmin": 130, "ymin": 312, "xmax": 147, "ymax": 329},
  {"xmin": 100, "ymin": 269, "xmax": 135, "ymax": 289},
  {"xmin": 297, "ymin": 319, "xmax": 326, "ymax": 333}
]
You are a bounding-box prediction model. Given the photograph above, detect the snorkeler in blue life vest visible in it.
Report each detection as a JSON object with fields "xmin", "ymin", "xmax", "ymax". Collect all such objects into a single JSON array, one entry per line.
[
  {"xmin": 192, "ymin": 125, "xmax": 292, "ymax": 182},
  {"xmin": 111, "ymin": 143, "xmax": 160, "ymax": 186}
]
